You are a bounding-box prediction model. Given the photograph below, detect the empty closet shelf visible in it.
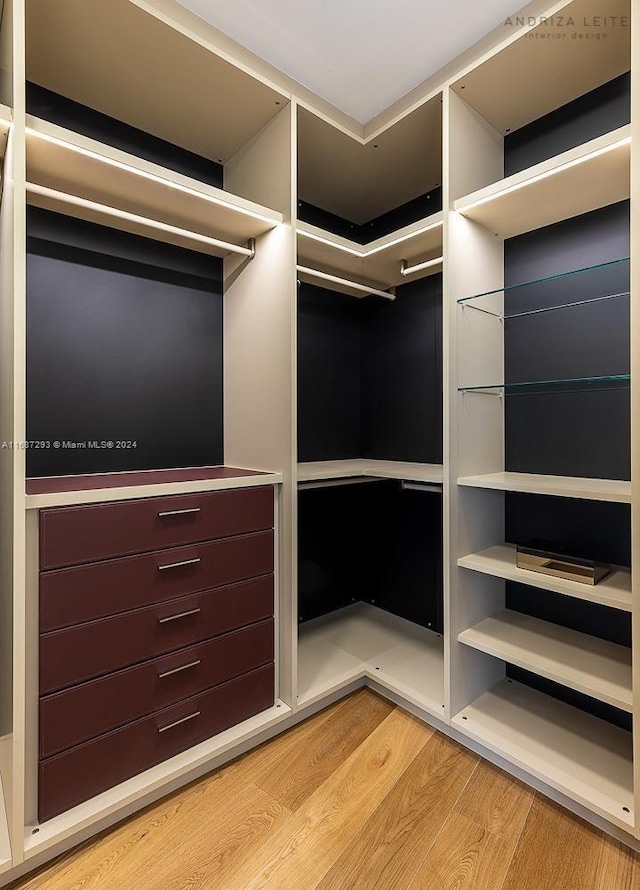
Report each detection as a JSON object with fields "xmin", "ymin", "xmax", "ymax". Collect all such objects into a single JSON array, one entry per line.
[
  {"xmin": 458, "ymin": 374, "xmax": 630, "ymax": 395},
  {"xmin": 457, "ymin": 472, "xmax": 631, "ymax": 503},
  {"xmin": 458, "ymin": 609, "xmax": 632, "ymax": 711}
]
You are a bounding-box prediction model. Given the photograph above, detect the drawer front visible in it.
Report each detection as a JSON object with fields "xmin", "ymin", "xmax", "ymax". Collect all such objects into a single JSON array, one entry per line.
[
  {"xmin": 40, "ymin": 574, "xmax": 274, "ymax": 694},
  {"xmin": 40, "ymin": 530, "xmax": 274, "ymax": 632},
  {"xmin": 39, "ymin": 663, "xmax": 275, "ymax": 822},
  {"xmin": 40, "ymin": 618, "xmax": 274, "ymax": 758},
  {"xmin": 40, "ymin": 486, "xmax": 274, "ymax": 570}
]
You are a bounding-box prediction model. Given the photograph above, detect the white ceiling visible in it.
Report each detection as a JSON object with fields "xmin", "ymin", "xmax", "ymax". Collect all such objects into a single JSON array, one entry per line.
[{"xmin": 176, "ymin": 0, "xmax": 528, "ymax": 123}]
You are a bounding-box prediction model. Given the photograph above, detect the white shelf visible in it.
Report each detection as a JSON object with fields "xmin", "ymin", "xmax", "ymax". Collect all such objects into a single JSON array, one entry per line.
[
  {"xmin": 298, "ymin": 459, "xmax": 444, "ymax": 484},
  {"xmin": 457, "ymin": 472, "xmax": 631, "ymax": 503},
  {"xmin": 25, "ymin": 467, "xmax": 283, "ymax": 509},
  {"xmin": 458, "ymin": 545, "xmax": 632, "ymax": 612},
  {"xmin": 296, "ymin": 213, "xmax": 443, "ymax": 289},
  {"xmin": 26, "ymin": 117, "xmax": 282, "ymax": 256},
  {"xmin": 459, "ymin": 610, "xmax": 632, "ymax": 712},
  {"xmin": 454, "ymin": 126, "xmax": 630, "ymax": 239},
  {"xmin": 452, "ymin": 679, "xmax": 634, "ymax": 831},
  {"xmin": 298, "ymin": 603, "xmax": 445, "ymax": 716},
  {"xmin": 0, "ymin": 103, "xmax": 11, "ymax": 159}
]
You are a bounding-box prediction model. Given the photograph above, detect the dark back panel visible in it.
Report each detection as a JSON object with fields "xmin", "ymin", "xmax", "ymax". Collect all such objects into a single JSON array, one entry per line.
[
  {"xmin": 298, "ymin": 483, "xmax": 374, "ymax": 623},
  {"xmin": 27, "ymin": 83, "xmax": 224, "ymax": 186},
  {"xmin": 504, "ymin": 72, "xmax": 630, "ymax": 176},
  {"xmin": 362, "ymin": 274, "xmax": 443, "ymax": 463},
  {"xmin": 504, "ymin": 201, "xmax": 630, "ymax": 478},
  {"xmin": 27, "ymin": 208, "xmax": 223, "ymax": 476},
  {"xmin": 297, "ymin": 284, "xmax": 363, "ymax": 462},
  {"xmin": 297, "ymin": 187, "xmax": 443, "ymax": 244},
  {"xmin": 506, "ymin": 666, "xmax": 632, "ymax": 732},
  {"xmin": 505, "ymin": 491, "xmax": 631, "ymax": 567},
  {"xmin": 298, "ymin": 480, "xmax": 443, "ymax": 632},
  {"xmin": 362, "ymin": 481, "xmax": 443, "ymax": 631}
]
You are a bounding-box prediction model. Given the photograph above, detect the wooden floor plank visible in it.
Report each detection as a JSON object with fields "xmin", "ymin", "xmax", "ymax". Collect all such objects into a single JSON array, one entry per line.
[
  {"xmin": 502, "ymin": 795, "xmax": 603, "ymax": 890},
  {"xmin": 10, "ymin": 691, "xmax": 639, "ymax": 890},
  {"xmin": 406, "ymin": 811, "xmax": 516, "ymax": 890},
  {"xmin": 594, "ymin": 835, "xmax": 640, "ymax": 890},
  {"xmin": 314, "ymin": 733, "xmax": 478, "ymax": 890},
  {"xmin": 222, "ymin": 709, "xmax": 431, "ymax": 890},
  {"xmin": 454, "ymin": 760, "xmax": 533, "ymax": 841},
  {"xmin": 254, "ymin": 689, "xmax": 396, "ymax": 810}
]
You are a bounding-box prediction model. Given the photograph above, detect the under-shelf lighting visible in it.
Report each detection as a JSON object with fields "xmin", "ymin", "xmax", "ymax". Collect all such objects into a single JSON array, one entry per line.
[
  {"xmin": 296, "ymin": 264, "xmax": 395, "ymax": 300},
  {"xmin": 26, "ymin": 127, "xmax": 281, "ymax": 227},
  {"xmin": 27, "ymin": 183, "xmax": 256, "ymax": 257},
  {"xmin": 297, "ymin": 217, "xmax": 443, "ymax": 258},
  {"xmin": 458, "ymin": 135, "xmax": 631, "ymax": 215},
  {"xmin": 401, "ymin": 256, "xmax": 443, "ymax": 276}
]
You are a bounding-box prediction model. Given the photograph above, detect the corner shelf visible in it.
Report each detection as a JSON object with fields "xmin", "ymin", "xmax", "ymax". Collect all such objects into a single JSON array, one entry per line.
[
  {"xmin": 457, "ymin": 472, "xmax": 631, "ymax": 504},
  {"xmin": 453, "ymin": 126, "xmax": 630, "ymax": 238},
  {"xmin": 452, "ymin": 679, "xmax": 634, "ymax": 832},
  {"xmin": 458, "ymin": 545, "xmax": 632, "ymax": 612},
  {"xmin": 297, "ymin": 603, "xmax": 444, "ymax": 716},
  {"xmin": 459, "ymin": 610, "xmax": 632, "ymax": 712},
  {"xmin": 298, "ymin": 460, "xmax": 444, "ymax": 484},
  {"xmin": 296, "ymin": 212, "xmax": 443, "ymax": 289},
  {"xmin": 25, "ymin": 117, "xmax": 283, "ymax": 256}
]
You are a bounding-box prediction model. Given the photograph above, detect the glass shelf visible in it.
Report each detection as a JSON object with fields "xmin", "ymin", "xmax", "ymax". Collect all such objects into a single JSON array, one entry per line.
[
  {"xmin": 458, "ymin": 374, "xmax": 631, "ymax": 396},
  {"xmin": 458, "ymin": 257, "xmax": 630, "ymax": 320}
]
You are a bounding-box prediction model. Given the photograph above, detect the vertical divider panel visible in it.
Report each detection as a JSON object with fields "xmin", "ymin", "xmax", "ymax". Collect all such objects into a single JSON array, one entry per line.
[
  {"xmin": 631, "ymin": 0, "xmax": 639, "ymax": 838},
  {"xmin": 224, "ymin": 102, "xmax": 297, "ymax": 708},
  {"xmin": 1, "ymin": 0, "xmax": 25, "ymax": 867},
  {"xmin": 444, "ymin": 88, "xmax": 505, "ymax": 717}
]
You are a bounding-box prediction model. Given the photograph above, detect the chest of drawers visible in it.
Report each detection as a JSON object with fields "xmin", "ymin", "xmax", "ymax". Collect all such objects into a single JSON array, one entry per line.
[{"xmin": 37, "ymin": 485, "xmax": 276, "ymax": 822}]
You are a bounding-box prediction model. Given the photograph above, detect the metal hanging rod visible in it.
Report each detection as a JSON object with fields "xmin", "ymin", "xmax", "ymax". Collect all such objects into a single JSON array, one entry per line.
[
  {"xmin": 298, "ymin": 477, "xmax": 383, "ymax": 491},
  {"xmin": 296, "ymin": 265, "xmax": 395, "ymax": 300},
  {"xmin": 401, "ymin": 481, "xmax": 443, "ymax": 494},
  {"xmin": 401, "ymin": 256, "xmax": 443, "ymax": 277},
  {"xmin": 26, "ymin": 183, "xmax": 256, "ymax": 258}
]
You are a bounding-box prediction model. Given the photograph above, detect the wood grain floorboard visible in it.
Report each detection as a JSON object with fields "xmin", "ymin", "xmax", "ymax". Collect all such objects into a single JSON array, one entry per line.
[
  {"xmin": 594, "ymin": 835, "xmax": 640, "ymax": 890},
  {"xmin": 253, "ymin": 689, "xmax": 394, "ymax": 810},
  {"xmin": 454, "ymin": 760, "xmax": 533, "ymax": 842},
  {"xmin": 10, "ymin": 691, "xmax": 640, "ymax": 890},
  {"xmin": 222, "ymin": 708, "xmax": 430, "ymax": 890},
  {"xmin": 406, "ymin": 811, "xmax": 516, "ymax": 890},
  {"xmin": 315, "ymin": 734, "xmax": 477, "ymax": 890},
  {"xmin": 502, "ymin": 795, "xmax": 603, "ymax": 890}
]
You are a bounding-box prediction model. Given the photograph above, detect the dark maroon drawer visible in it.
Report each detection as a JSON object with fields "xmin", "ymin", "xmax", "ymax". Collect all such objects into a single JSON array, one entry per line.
[
  {"xmin": 40, "ymin": 486, "xmax": 274, "ymax": 570},
  {"xmin": 40, "ymin": 530, "xmax": 274, "ymax": 632},
  {"xmin": 39, "ymin": 663, "xmax": 275, "ymax": 822},
  {"xmin": 40, "ymin": 574, "xmax": 273, "ymax": 694},
  {"xmin": 40, "ymin": 618, "xmax": 274, "ymax": 758}
]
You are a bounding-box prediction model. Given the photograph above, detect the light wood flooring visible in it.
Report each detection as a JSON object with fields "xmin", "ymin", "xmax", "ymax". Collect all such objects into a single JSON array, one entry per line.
[{"xmin": 11, "ymin": 689, "xmax": 640, "ymax": 889}]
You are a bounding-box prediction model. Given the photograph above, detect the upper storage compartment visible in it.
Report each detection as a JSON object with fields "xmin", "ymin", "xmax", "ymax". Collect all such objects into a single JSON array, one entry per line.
[
  {"xmin": 450, "ymin": 0, "xmax": 631, "ymax": 233},
  {"xmin": 297, "ymin": 97, "xmax": 443, "ymax": 293},
  {"xmin": 24, "ymin": 0, "xmax": 286, "ymax": 256}
]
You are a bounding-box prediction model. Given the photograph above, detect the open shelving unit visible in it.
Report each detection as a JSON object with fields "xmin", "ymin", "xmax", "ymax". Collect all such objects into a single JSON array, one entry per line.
[{"xmin": 0, "ymin": 0, "xmax": 635, "ymax": 882}]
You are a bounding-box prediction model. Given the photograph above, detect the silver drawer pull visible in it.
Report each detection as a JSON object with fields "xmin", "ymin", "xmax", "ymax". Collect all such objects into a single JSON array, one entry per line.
[
  {"xmin": 158, "ymin": 659, "xmax": 201, "ymax": 679},
  {"xmin": 158, "ymin": 508, "xmax": 201, "ymax": 517},
  {"xmin": 157, "ymin": 711, "xmax": 200, "ymax": 733},
  {"xmin": 157, "ymin": 557, "xmax": 201, "ymax": 571},
  {"xmin": 158, "ymin": 607, "xmax": 201, "ymax": 624}
]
